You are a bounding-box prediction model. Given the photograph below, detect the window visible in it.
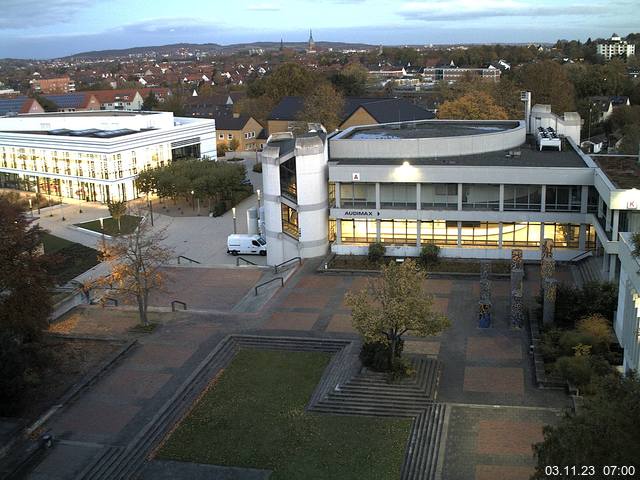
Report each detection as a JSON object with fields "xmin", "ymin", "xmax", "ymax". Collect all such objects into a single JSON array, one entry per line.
[
  {"xmin": 280, "ymin": 157, "xmax": 297, "ymax": 201},
  {"xmin": 503, "ymin": 185, "xmax": 542, "ymax": 211},
  {"xmin": 462, "ymin": 184, "xmax": 500, "ymax": 211},
  {"xmin": 421, "ymin": 183, "xmax": 457, "ymax": 209},
  {"xmin": 340, "ymin": 183, "xmax": 376, "ymax": 208},
  {"xmin": 328, "ymin": 182, "xmax": 336, "ymax": 208},
  {"xmin": 547, "ymin": 223, "xmax": 580, "ymax": 249},
  {"xmin": 587, "ymin": 186, "xmax": 599, "ymax": 213},
  {"xmin": 421, "ymin": 220, "xmax": 458, "ymax": 246},
  {"xmin": 502, "ymin": 222, "xmax": 541, "ymax": 247},
  {"xmin": 340, "ymin": 219, "xmax": 377, "ymax": 243},
  {"xmin": 227, "ymin": 133, "xmax": 233, "ymax": 140},
  {"xmin": 460, "ymin": 222, "xmax": 500, "ymax": 246},
  {"xmin": 380, "ymin": 220, "xmax": 417, "ymax": 245},
  {"xmin": 545, "ymin": 186, "xmax": 581, "ymax": 212},
  {"xmin": 380, "ymin": 183, "xmax": 416, "ymax": 209},
  {"xmin": 281, "ymin": 204, "xmax": 299, "ymax": 238},
  {"xmin": 218, "ymin": 133, "xmax": 224, "ymax": 139}
]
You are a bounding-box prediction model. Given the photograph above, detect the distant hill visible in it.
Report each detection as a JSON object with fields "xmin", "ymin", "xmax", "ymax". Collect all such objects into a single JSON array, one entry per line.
[{"xmin": 61, "ymin": 41, "xmax": 377, "ymax": 60}]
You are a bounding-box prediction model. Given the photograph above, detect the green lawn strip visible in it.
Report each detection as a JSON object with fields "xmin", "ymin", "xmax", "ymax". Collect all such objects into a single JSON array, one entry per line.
[
  {"xmin": 158, "ymin": 349, "xmax": 411, "ymax": 480},
  {"xmin": 74, "ymin": 215, "xmax": 141, "ymax": 236},
  {"xmin": 42, "ymin": 234, "xmax": 99, "ymax": 284}
]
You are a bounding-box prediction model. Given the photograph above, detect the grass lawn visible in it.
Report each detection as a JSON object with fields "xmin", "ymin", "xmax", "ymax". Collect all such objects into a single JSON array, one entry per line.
[
  {"xmin": 42, "ymin": 233, "xmax": 99, "ymax": 285},
  {"xmin": 157, "ymin": 349, "xmax": 412, "ymax": 479},
  {"xmin": 329, "ymin": 255, "xmax": 510, "ymax": 274},
  {"xmin": 74, "ymin": 215, "xmax": 141, "ymax": 236}
]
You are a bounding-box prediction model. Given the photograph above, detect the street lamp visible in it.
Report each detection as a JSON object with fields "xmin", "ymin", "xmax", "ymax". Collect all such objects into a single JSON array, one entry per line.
[
  {"xmin": 99, "ymin": 217, "xmax": 105, "ymax": 239},
  {"xmin": 232, "ymin": 207, "xmax": 237, "ymax": 234},
  {"xmin": 191, "ymin": 190, "xmax": 195, "ymax": 212},
  {"xmin": 28, "ymin": 198, "xmax": 33, "ymax": 217},
  {"xmin": 256, "ymin": 189, "xmax": 261, "ymax": 209}
]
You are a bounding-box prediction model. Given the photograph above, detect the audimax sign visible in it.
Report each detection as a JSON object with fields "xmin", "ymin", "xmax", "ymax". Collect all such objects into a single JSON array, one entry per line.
[{"xmin": 343, "ymin": 210, "xmax": 381, "ymax": 217}]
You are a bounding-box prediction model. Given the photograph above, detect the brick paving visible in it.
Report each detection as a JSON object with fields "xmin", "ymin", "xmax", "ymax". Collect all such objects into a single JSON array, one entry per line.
[{"xmin": 27, "ymin": 260, "xmax": 573, "ymax": 480}]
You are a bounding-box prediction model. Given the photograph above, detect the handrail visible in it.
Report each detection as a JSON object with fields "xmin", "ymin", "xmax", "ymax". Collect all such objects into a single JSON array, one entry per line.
[
  {"xmin": 569, "ymin": 250, "xmax": 593, "ymax": 263},
  {"xmin": 236, "ymin": 256, "xmax": 258, "ymax": 266},
  {"xmin": 274, "ymin": 256, "xmax": 302, "ymax": 274},
  {"xmin": 177, "ymin": 255, "xmax": 201, "ymax": 265},
  {"xmin": 171, "ymin": 300, "xmax": 187, "ymax": 311},
  {"xmin": 255, "ymin": 277, "xmax": 284, "ymax": 295}
]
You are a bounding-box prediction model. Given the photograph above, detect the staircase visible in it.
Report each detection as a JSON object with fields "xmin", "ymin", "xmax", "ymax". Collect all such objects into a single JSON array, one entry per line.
[
  {"xmin": 76, "ymin": 336, "xmax": 447, "ymax": 480},
  {"xmin": 571, "ymin": 255, "xmax": 604, "ymax": 287}
]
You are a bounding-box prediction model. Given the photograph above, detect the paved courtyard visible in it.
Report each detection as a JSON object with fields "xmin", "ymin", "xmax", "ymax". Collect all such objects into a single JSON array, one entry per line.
[{"xmin": 22, "ymin": 259, "xmax": 570, "ymax": 479}]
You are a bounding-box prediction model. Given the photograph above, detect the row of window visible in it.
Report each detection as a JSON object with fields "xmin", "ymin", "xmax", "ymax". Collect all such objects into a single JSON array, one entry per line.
[
  {"xmin": 336, "ymin": 219, "xmax": 596, "ymax": 249},
  {"xmin": 334, "ymin": 183, "xmax": 599, "ymax": 213},
  {"xmin": 217, "ymin": 131, "xmax": 257, "ymax": 141}
]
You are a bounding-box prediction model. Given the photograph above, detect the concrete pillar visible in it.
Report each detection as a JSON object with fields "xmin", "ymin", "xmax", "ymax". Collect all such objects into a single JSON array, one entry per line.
[
  {"xmin": 335, "ymin": 219, "xmax": 342, "ymax": 244},
  {"xmin": 415, "ymin": 183, "xmax": 421, "ymax": 211},
  {"xmin": 457, "ymin": 183, "xmax": 463, "ymax": 211},
  {"xmin": 375, "ymin": 183, "xmax": 381, "ymax": 210},
  {"xmin": 457, "ymin": 221, "xmax": 462, "ymax": 247},
  {"xmin": 499, "ymin": 184, "xmax": 504, "ymax": 212},
  {"xmin": 540, "ymin": 185, "xmax": 546, "ymax": 213},
  {"xmin": 605, "ymin": 205, "xmax": 612, "ymax": 232},
  {"xmin": 542, "ymin": 278, "xmax": 557, "ymax": 325},
  {"xmin": 416, "ymin": 219, "xmax": 421, "ymax": 248},
  {"xmin": 580, "ymin": 185, "xmax": 589, "ymax": 214},
  {"xmin": 376, "ymin": 219, "xmax": 381, "ymax": 242},
  {"xmin": 609, "ymin": 255, "xmax": 617, "ymax": 282},
  {"xmin": 498, "ymin": 223, "xmax": 503, "ymax": 248},
  {"xmin": 335, "ymin": 182, "xmax": 341, "ymax": 208},
  {"xmin": 579, "ymin": 223, "xmax": 587, "ymax": 250},
  {"xmin": 612, "ymin": 210, "xmax": 620, "ymax": 240}
]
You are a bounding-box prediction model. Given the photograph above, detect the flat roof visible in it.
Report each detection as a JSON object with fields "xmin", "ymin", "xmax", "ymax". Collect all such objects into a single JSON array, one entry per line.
[
  {"xmin": 0, "ymin": 128, "xmax": 147, "ymax": 138},
  {"xmin": 331, "ymin": 142, "xmax": 588, "ymax": 168},
  {"xmin": 13, "ymin": 110, "xmax": 160, "ymax": 118},
  {"xmin": 593, "ymin": 156, "xmax": 640, "ymax": 189},
  {"xmin": 343, "ymin": 120, "xmax": 521, "ymax": 140}
]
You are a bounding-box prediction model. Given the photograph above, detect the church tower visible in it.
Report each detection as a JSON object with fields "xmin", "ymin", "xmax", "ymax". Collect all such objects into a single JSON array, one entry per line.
[{"xmin": 307, "ymin": 29, "xmax": 316, "ymax": 54}]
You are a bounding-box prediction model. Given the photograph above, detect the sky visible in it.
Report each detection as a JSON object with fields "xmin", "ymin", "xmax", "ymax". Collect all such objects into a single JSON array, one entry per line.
[{"xmin": 1, "ymin": 0, "xmax": 638, "ymax": 59}]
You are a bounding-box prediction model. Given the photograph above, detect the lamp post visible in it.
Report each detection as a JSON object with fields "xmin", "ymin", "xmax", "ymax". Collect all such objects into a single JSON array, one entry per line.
[
  {"xmin": 147, "ymin": 194, "xmax": 154, "ymax": 226},
  {"xmin": 191, "ymin": 190, "xmax": 195, "ymax": 212},
  {"xmin": 99, "ymin": 217, "xmax": 104, "ymax": 240},
  {"xmin": 232, "ymin": 207, "xmax": 237, "ymax": 234},
  {"xmin": 256, "ymin": 188, "xmax": 261, "ymax": 209},
  {"xmin": 28, "ymin": 198, "xmax": 33, "ymax": 217}
]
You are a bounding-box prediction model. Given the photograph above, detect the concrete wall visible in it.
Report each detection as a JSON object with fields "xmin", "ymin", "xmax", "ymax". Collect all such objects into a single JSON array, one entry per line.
[{"xmin": 330, "ymin": 120, "xmax": 526, "ymax": 159}]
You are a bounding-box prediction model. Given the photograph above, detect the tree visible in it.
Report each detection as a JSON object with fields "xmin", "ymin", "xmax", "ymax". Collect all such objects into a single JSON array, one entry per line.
[
  {"xmin": 249, "ymin": 62, "xmax": 318, "ymax": 102},
  {"xmin": 516, "ymin": 61, "xmax": 576, "ymax": 113},
  {"xmin": 107, "ymin": 200, "xmax": 127, "ymax": 233},
  {"xmin": 0, "ymin": 196, "xmax": 53, "ymax": 413},
  {"xmin": 98, "ymin": 221, "xmax": 174, "ymax": 326},
  {"xmin": 330, "ymin": 63, "xmax": 368, "ymax": 96},
  {"xmin": 142, "ymin": 91, "xmax": 159, "ymax": 111},
  {"xmin": 297, "ymin": 82, "xmax": 345, "ymax": 131},
  {"xmin": 532, "ymin": 373, "xmax": 640, "ymax": 477},
  {"xmin": 229, "ymin": 138, "xmax": 240, "ymax": 152},
  {"xmin": 345, "ymin": 259, "xmax": 450, "ymax": 367},
  {"xmin": 438, "ymin": 91, "xmax": 509, "ymax": 120}
]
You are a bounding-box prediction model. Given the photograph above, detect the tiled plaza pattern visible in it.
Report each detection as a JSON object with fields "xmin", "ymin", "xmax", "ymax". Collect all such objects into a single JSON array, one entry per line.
[{"xmin": 25, "ymin": 261, "xmax": 572, "ymax": 480}]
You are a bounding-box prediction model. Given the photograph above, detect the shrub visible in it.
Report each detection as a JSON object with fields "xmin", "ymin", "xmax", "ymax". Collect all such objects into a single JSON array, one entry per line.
[
  {"xmin": 577, "ymin": 314, "xmax": 613, "ymax": 344},
  {"xmin": 252, "ymin": 162, "xmax": 263, "ymax": 173},
  {"xmin": 367, "ymin": 242, "xmax": 385, "ymax": 263},
  {"xmin": 551, "ymin": 281, "xmax": 618, "ymax": 328},
  {"xmin": 539, "ymin": 328, "xmax": 563, "ymax": 362},
  {"xmin": 360, "ymin": 340, "xmax": 404, "ymax": 372},
  {"xmin": 419, "ymin": 243, "xmax": 440, "ymax": 268},
  {"xmin": 555, "ymin": 355, "xmax": 593, "ymax": 387}
]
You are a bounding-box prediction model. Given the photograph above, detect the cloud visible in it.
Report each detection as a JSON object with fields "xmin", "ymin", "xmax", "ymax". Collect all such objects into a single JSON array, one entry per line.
[
  {"xmin": 0, "ymin": 0, "xmax": 101, "ymax": 29},
  {"xmin": 247, "ymin": 3, "xmax": 281, "ymax": 11},
  {"xmin": 399, "ymin": 0, "xmax": 606, "ymax": 22}
]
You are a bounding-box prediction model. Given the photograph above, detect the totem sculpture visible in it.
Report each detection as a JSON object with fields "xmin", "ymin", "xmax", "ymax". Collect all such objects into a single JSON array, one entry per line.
[
  {"xmin": 510, "ymin": 249, "xmax": 524, "ymax": 328},
  {"xmin": 541, "ymin": 238, "xmax": 557, "ymax": 325},
  {"xmin": 478, "ymin": 261, "xmax": 492, "ymax": 328}
]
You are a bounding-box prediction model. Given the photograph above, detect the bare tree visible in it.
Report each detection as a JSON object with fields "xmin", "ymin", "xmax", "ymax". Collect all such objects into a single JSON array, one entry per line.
[{"xmin": 97, "ymin": 219, "xmax": 174, "ymax": 326}]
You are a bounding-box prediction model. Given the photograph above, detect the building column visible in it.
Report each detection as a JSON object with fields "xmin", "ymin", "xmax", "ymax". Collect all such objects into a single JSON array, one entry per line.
[
  {"xmin": 609, "ymin": 255, "xmax": 617, "ymax": 282},
  {"xmin": 335, "ymin": 219, "xmax": 342, "ymax": 244},
  {"xmin": 499, "ymin": 184, "xmax": 505, "ymax": 212},
  {"xmin": 580, "ymin": 185, "xmax": 589, "ymax": 214},
  {"xmin": 415, "ymin": 183, "xmax": 421, "ymax": 211},
  {"xmin": 498, "ymin": 223, "xmax": 503, "ymax": 248},
  {"xmin": 416, "ymin": 219, "xmax": 421, "ymax": 248},
  {"xmin": 457, "ymin": 183, "xmax": 463, "ymax": 211},
  {"xmin": 612, "ymin": 210, "xmax": 620, "ymax": 241},
  {"xmin": 579, "ymin": 223, "xmax": 587, "ymax": 250},
  {"xmin": 457, "ymin": 221, "xmax": 462, "ymax": 247},
  {"xmin": 598, "ymin": 196, "xmax": 604, "ymax": 218},
  {"xmin": 605, "ymin": 206, "xmax": 612, "ymax": 232},
  {"xmin": 375, "ymin": 183, "xmax": 381, "ymax": 210},
  {"xmin": 540, "ymin": 185, "xmax": 546, "ymax": 212},
  {"xmin": 335, "ymin": 182, "xmax": 341, "ymax": 208},
  {"xmin": 376, "ymin": 219, "xmax": 381, "ymax": 242}
]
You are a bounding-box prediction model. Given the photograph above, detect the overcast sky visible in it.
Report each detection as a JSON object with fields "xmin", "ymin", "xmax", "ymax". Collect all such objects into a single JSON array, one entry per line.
[{"xmin": 1, "ymin": 0, "xmax": 638, "ymax": 59}]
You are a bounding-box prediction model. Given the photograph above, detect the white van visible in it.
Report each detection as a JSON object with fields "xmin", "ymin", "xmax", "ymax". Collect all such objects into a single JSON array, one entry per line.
[{"xmin": 227, "ymin": 234, "xmax": 267, "ymax": 256}]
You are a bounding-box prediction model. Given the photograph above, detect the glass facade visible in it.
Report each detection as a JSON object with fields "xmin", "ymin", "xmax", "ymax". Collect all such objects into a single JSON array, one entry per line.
[
  {"xmin": 462, "ymin": 184, "xmax": 500, "ymax": 211},
  {"xmin": 502, "ymin": 222, "xmax": 542, "ymax": 247},
  {"xmin": 420, "ymin": 220, "xmax": 459, "ymax": 246},
  {"xmin": 380, "ymin": 220, "xmax": 417, "ymax": 245},
  {"xmin": 340, "ymin": 219, "xmax": 377, "ymax": 243},
  {"xmin": 380, "ymin": 183, "xmax": 416, "ymax": 209},
  {"xmin": 460, "ymin": 222, "xmax": 500, "ymax": 246},
  {"xmin": 340, "ymin": 183, "xmax": 376, "ymax": 208},
  {"xmin": 503, "ymin": 185, "xmax": 542, "ymax": 211},
  {"xmin": 421, "ymin": 183, "xmax": 458, "ymax": 210},
  {"xmin": 279, "ymin": 157, "xmax": 297, "ymax": 202},
  {"xmin": 545, "ymin": 185, "xmax": 581, "ymax": 212},
  {"xmin": 281, "ymin": 203, "xmax": 299, "ymax": 238}
]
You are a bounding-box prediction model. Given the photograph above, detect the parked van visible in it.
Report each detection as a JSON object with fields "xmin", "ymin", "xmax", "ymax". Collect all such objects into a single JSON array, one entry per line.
[{"xmin": 227, "ymin": 234, "xmax": 267, "ymax": 256}]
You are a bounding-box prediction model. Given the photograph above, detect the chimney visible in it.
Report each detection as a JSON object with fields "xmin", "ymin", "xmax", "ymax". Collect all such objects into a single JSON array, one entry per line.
[{"xmin": 233, "ymin": 112, "xmax": 240, "ymax": 118}]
